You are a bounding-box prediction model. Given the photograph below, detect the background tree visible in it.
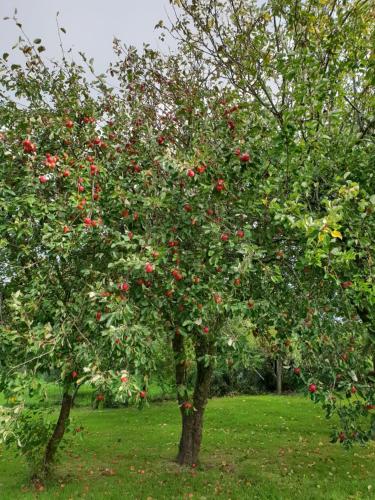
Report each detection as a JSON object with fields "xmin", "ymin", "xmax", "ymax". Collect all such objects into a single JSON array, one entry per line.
[{"xmin": 164, "ymin": 0, "xmax": 374, "ymax": 444}]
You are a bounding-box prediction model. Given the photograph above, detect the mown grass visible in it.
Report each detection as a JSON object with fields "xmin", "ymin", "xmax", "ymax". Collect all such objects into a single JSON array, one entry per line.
[{"xmin": 0, "ymin": 395, "xmax": 374, "ymax": 499}]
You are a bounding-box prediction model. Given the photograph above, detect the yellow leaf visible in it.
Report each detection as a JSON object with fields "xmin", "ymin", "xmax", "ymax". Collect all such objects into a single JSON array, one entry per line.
[{"xmin": 331, "ymin": 230, "xmax": 342, "ymax": 239}]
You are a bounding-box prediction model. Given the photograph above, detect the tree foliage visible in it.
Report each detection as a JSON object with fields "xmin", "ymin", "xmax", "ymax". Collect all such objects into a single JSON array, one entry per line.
[{"xmin": 0, "ymin": 0, "xmax": 374, "ymax": 476}]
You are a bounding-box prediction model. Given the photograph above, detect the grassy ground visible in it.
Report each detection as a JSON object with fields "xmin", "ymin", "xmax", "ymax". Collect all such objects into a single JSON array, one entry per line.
[{"xmin": 0, "ymin": 395, "xmax": 374, "ymax": 499}]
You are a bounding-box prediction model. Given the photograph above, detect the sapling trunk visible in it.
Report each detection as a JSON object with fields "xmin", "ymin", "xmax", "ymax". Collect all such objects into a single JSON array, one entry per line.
[{"xmin": 42, "ymin": 391, "xmax": 73, "ymax": 473}]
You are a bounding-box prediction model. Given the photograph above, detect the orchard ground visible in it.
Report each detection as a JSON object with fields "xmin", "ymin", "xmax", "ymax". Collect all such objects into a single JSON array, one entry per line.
[{"xmin": 0, "ymin": 395, "xmax": 374, "ymax": 499}]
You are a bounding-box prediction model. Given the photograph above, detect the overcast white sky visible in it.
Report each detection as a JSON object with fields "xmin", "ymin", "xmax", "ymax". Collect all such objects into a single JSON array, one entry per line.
[{"xmin": 0, "ymin": 0, "xmax": 175, "ymax": 71}]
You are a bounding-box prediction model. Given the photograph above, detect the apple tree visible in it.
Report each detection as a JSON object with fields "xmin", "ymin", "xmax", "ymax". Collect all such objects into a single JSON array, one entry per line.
[
  {"xmin": 101, "ymin": 43, "xmax": 335, "ymax": 464},
  {"xmin": 165, "ymin": 0, "xmax": 374, "ymax": 445},
  {"xmin": 0, "ymin": 30, "xmax": 159, "ymax": 478}
]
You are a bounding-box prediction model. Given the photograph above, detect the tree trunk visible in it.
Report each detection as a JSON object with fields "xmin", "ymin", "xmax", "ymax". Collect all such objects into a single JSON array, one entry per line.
[
  {"xmin": 177, "ymin": 363, "xmax": 212, "ymax": 465},
  {"xmin": 177, "ymin": 412, "xmax": 195, "ymax": 464},
  {"xmin": 276, "ymin": 358, "xmax": 283, "ymax": 395},
  {"xmin": 172, "ymin": 333, "xmax": 214, "ymax": 466},
  {"xmin": 43, "ymin": 391, "xmax": 73, "ymax": 473}
]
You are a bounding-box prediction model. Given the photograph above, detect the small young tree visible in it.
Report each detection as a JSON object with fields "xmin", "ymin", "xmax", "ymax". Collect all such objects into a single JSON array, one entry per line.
[{"xmin": 0, "ymin": 28, "xmax": 157, "ymax": 478}]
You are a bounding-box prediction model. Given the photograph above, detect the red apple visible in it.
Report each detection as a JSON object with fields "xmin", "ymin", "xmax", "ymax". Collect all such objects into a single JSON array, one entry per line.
[
  {"xmin": 341, "ymin": 281, "xmax": 353, "ymax": 289},
  {"xmin": 145, "ymin": 262, "xmax": 154, "ymax": 273},
  {"xmin": 293, "ymin": 367, "xmax": 301, "ymax": 376},
  {"xmin": 216, "ymin": 178, "xmax": 225, "ymax": 191},
  {"xmin": 196, "ymin": 164, "xmax": 206, "ymax": 174},
  {"xmin": 187, "ymin": 169, "xmax": 195, "ymax": 177},
  {"xmin": 45, "ymin": 153, "xmax": 58, "ymax": 168},
  {"xmin": 239, "ymin": 152, "xmax": 250, "ymax": 162},
  {"xmin": 172, "ymin": 269, "xmax": 183, "ymax": 281},
  {"xmin": 65, "ymin": 119, "xmax": 74, "ymax": 129},
  {"xmin": 139, "ymin": 390, "xmax": 146, "ymax": 399},
  {"xmin": 308, "ymin": 383, "xmax": 317, "ymax": 393},
  {"xmin": 39, "ymin": 175, "xmax": 48, "ymax": 184},
  {"xmin": 90, "ymin": 164, "xmax": 99, "ymax": 176},
  {"xmin": 23, "ymin": 139, "xmax": 36, "ymax": 153},
  {"xmin": 213, "ymin": 293, "xmax": 222, "ymax": 304},
  {"xmin": 118, "ymin": 282, "xmax": 130, "ymax": 292}
]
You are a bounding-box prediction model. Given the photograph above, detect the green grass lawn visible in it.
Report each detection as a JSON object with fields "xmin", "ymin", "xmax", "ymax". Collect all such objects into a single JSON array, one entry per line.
[{"xmin": 0, "ymin": 395, "xmax": 374, "ymax": 499}]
